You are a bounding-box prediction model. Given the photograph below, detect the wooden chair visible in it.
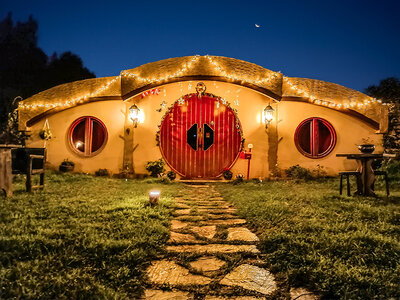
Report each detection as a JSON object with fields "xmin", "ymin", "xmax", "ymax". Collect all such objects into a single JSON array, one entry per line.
[
  {"xmin": 373, "ymin": 170, "xmax": 390, "ymax": 196},
  {"xmin": 339, "ymin": 171, "xmax": 361, "ymax": 196},
  {"xmin": 11, "ymin": 148, "xmax": 46, "ymax": 192}
]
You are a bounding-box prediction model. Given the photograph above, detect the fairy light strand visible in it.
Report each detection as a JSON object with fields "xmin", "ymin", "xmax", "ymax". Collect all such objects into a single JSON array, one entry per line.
[{"xmin": 19, "ymin": 56, "xmax": 384, "ymax": 111}]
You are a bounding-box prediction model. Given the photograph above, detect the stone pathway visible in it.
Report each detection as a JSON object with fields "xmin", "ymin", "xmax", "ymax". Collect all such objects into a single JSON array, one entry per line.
[{"xmin": 144, "ymin": 184, "xmax": 318, "ymax": 299}]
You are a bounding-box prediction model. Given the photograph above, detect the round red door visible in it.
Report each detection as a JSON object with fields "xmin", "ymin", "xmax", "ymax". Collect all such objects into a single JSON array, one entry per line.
[{"xmin": 160, "ymin": 92, "xmax": 242, "ymax": 178}]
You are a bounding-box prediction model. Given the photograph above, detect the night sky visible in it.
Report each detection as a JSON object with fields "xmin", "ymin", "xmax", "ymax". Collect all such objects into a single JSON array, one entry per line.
[{"xmin": 1, "ymin": 0, "xmax": 399, "ymax": 92}]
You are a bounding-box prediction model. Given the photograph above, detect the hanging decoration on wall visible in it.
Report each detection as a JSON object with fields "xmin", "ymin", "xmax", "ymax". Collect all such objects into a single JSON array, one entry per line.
[
  {"xmin": 156, "ymin": 100, "xmax": 167, "ymax": 112},
  {"xmin": 141, "ymin": 88, "xmax": 161, "ymax": 98},
  {"xmin": 39, "ymin": 118, "xmax": 52, "ymax": 147}
]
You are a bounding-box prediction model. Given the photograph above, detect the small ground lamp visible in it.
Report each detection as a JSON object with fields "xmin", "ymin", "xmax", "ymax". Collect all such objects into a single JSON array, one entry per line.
[
  {"xmin": 149, "ymin": 190, "xmax": 160, "ymax": 206},
  {"xmin": 129, "ymin": 104, "xmax": 140, "ymax": 127},
  {"xmin": 263, "ymin": 104, "xmax": 274, "ymax": 128}
]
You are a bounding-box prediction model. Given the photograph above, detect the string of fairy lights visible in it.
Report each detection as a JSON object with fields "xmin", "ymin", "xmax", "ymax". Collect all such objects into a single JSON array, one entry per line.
[
  {"xmin": 283, "ymin": 77, "xmax": 383, "ymax": 109},
  {"xmin": 19, "ymin": 55, "xmax": 384, "ymax": 111}
]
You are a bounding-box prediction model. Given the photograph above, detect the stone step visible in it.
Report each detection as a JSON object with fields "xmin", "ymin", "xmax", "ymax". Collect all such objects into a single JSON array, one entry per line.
[
  {"xmin": 166, "ymin": 244, "xmax": 260, "ymax": 254},
  {"xmin": 197, "ymin": 208, "xmax": 237, "ymax": 214},
  {"xmin": 199, "ymin": 219, "xmax": 247, "ymax": 226},
  {"xmin": 143, "ymin": 289, "xmax": 193, "ymax": 299},
  {"xmin": 219, "ymin": 264, "xmax": 277, "ymax": 295},
  {"xmin": 227, "ymin": 227, "xmax": 260, "ymax": 242},
  {"xmin": 146, "ymin": 260, "xmax": 211, "ymax": 286}
]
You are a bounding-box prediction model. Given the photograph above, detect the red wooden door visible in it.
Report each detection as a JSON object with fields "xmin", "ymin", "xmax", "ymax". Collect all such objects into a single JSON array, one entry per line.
[{"xmin": 160, "ymin": 93, "xmax": 242, "ymax": 178}]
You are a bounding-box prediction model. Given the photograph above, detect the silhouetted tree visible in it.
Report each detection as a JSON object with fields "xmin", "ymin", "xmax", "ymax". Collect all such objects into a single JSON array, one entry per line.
[
  {"xmin": 365, "ymin": 77, "xmax": 400, "ymax": 103},
  {"xmin": 47, "ymin": 51, "xmax": 95, "ymax": 88},
  {"xmin": 365, "ymin": 77, "xmax": 400, "ymax": 152},
  {"xmin": 0, "ymin": 13, "xmax": 95, "ymax": 144}
]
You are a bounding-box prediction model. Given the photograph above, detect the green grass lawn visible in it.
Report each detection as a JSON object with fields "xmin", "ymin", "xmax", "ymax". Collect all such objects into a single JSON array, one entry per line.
[
  {"xmin": 0, "ymin": 173, "xmax": 179, "ymax": 299},
  {"xmin": 216, "ymin": 179, "xmax": 400, "ymax": 300},
  {"xmin": 1, "ymin": 172, "xmax": 399, "ymax": 299}
]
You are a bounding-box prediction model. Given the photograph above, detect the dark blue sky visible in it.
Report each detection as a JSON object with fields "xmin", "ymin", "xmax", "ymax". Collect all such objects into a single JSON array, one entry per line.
[{"xmin": 1, "ymin": 0, "xmax": 399, "ymax": 92}]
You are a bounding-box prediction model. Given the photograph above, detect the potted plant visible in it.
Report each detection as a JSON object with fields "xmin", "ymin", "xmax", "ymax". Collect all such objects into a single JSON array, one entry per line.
[
  {"xmin": 167, "ymin": 171, "xmax": 176, "ymax": 181},
  {"xmin": 145, "ymin": 158, "xmax": 165, "ymax": 177},
  {"xmin": 222, "ymin": 169, "xmax": 233, "ymax": 180},
  {"xmin": 59, "ymin": 159, "xmax": 75, "ymax": 172}
]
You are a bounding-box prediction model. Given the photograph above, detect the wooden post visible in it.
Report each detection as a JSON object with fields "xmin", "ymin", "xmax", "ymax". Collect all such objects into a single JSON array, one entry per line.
[
  {"xmin": 0, "ymin": 149, "xmax": 13, "ymax": 197},
  {"xmin": 122, "ymin": 103, "xmax": 135, "ymax": 174},
  {"xmin": 26, "ymin": 155, "xmax": 32, "ymax": 192},
  {"xmin": 246, "ymin": 148, "xmax": 252, "ymax": 180},
  {"xmin": 267, "ymin": 108, "xmax": 279, "ymax": 177}
]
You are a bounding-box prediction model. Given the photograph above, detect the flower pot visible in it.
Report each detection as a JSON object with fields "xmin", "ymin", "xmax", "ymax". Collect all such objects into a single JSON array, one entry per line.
[
  {"xmin": 358, "ymin": 144, "xmax": 375, "ymax": 154},
  {"xmin": 59, "ymin": 164, "xmax": 74, "ymax": 172},
  {"xmin": 223, "ymin": 170, "xmax": 233, "ymax": 180}
]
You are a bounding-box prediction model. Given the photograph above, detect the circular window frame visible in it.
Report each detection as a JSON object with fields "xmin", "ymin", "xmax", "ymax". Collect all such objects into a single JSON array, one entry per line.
[
  {"xmin": 68, "ymin": 116, "xmax": 108, "ymax": 157},
  {"xmin": 294, "ymin": 117, "xmax": 336, "ymax": 159}
]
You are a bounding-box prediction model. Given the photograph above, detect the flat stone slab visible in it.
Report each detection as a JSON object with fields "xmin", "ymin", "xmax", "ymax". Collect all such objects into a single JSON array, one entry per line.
[
  {"xmin": 174, "ymin": 209, "xmax": 191, "ymax": 215},
  {"xmin": 176, "ymin": 215, "xmax": 204, "ymax": 222},
  {"xmin": 171, "ymin": 220, "xmax": 189, "ymax": 230},
  {"xmin": 290, "ymin": 288, "xmax": 319, "ymax": 300},
  {"xmin": 144, "ymin": 289, "xmax": 192, "ymax": 299},
  {"xmin": 196, "ymin": 205, "xmax": 232, "ymax": 209},
  {"xmin": 174, "ymin": 203, "xmax": 191, "ymax": 209},
  {"xmin": 166, "ymin": 244, "xmax": 260, "ymax": 254},
  {"xmin": 206, "ymin": 214, "xmax": 237, "ymax": 220},
  {"xmin": 201, "ymin": 219, "xmax": 247, "ymax": 225},
  {"xmin": 168, "ymin": 232, "xmax": 200, "ymax": 244},
  {"xmin": 192, "ymin": 201, "xmax": 229, "ymax": 206},
  {"xmin": 209, "ymin": 197, "xmax": 224, "ymax": 201},
  {"xmin": 220, "ymin": 264, "xmax": 276, "ymax": 295},
  {"xmin": 198, "ymin": 208, "xmax": 237, "ymax": 214},
  {"xmin": 187, "ymin": 185, "xmax": 209, "ymax": 188},
  {"xmin": 227, "ymin": 227, "xmax": 260, "ymax": 242},
  {"xmin": 204, "ymin": 296, "xmax": 260, "ymax": 300},
  {"xmin": 190, "ymin": 226, "xmax": 216, "ymax": 239},
  {"xmin": 146, "ymin": 260, "xmax": 211, "ymax": 286},
  {"xmin": 189, "ymin": 256, "xmax": 226, "ymax": 273}
]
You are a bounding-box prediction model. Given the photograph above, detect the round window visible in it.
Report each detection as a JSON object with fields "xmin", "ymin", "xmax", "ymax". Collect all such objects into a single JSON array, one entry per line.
[
  {"xmin": 69, "ymin": 116, "xmax": 107, "ymax": 156},
  {"xmin": 294, "ymin": 117, "xmax": 336, "ymax": 158}
]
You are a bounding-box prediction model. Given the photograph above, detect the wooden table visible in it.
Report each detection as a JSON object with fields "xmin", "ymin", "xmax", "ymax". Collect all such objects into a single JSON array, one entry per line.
[{"xmin": 336, "ymin": 153, "xmax": 396, "ymax": 196}]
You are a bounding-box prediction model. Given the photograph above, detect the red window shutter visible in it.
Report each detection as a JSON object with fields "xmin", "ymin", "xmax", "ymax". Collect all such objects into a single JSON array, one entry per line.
[{"xmin": 295, "ymin": 117, "xmax": 336, "ymax": 159}]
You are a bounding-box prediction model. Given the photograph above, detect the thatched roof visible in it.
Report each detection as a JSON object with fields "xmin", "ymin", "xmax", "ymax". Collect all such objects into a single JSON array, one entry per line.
[{"xmin": 19, "ymin": 55, "xmax": 387, "ymax": 131}]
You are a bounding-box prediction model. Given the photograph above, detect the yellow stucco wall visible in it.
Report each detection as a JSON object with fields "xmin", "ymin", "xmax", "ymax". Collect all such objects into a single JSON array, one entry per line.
[
  {"xmin": 27, "ymin": 101, "xmax": 126, "ymax": 173},
  {"xmin": 25, "ymin": 80, "xmax": 382, "ymax": 177},
  {"xmin": 276, "ymin": 101, "xmax": 382, "ymax": 175}
]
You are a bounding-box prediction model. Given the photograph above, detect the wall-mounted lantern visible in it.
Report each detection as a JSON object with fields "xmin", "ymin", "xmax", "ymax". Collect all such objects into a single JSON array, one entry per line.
[
  {"xmin": 129, "ymin": 104, "xmax": 140, "ymax": 127},
  {"xmin": 263, "ymin": 104, "xmax": 274, "ymax": 128}
]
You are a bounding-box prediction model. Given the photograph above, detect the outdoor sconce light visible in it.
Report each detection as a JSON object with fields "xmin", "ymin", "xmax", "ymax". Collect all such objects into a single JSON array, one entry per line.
[
  {"xmin": 149, "ymin": 190, "xmax": 160, "ymax": 206},
  {"xmin": 129, "ymin": 104, "xmax": 140, "ymax": 127},
  {"xmin": 263, "ymin": 104, "xmax": 274, "ymax": 128}
]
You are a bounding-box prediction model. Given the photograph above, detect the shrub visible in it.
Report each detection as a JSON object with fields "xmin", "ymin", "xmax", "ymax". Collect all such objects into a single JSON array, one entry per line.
[
  {"xmin": 383, "ymin": 158, "xmax": 400, "ymax": 183},
  {"xmin": 167, "ymin": 171, "xmax": 176, "ymax": 181},
  {"xmin": 232, "ymin": 174, "xmax": 244, "ymax": 185},
  {"xmin": 159, "ymin": 177, "xmax": 172, "ymax": 184},
  {"xmin": 285, "ymin": 164, "xmax": 313, "ymax": 180},
  {"xmin": 311, "ymin": 164, "xmax": 328, "ymax": 179},
  {"xmin": 145, "ymin": 159, "xmax": 165, "ymax": 177},
  {"xmin": 95, "ymin": 169, "xmax": 110, "ymax": 177}
]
